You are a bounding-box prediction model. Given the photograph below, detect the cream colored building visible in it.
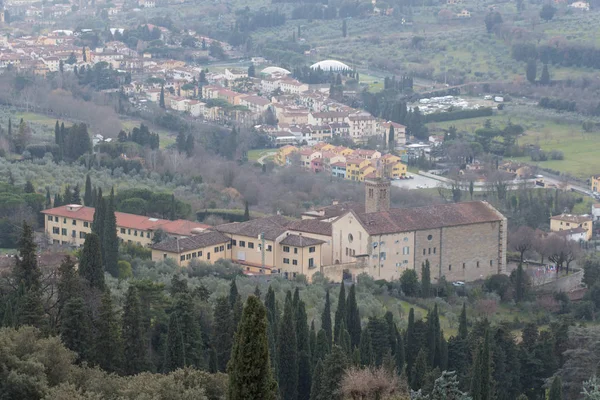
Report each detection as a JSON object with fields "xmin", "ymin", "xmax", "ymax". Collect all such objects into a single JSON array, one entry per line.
[
  {"xmin": 550, "ymin": 213, "xmax": 593, "ymax": 241},
  {"xmin": 151, "ymin": 231, "xmax": 232, "ymax": 266},
  {"xmin": 328, "ymin": 179, "xmax": 507, "ymax": 282},
  {"xmin": 43, "ymin": 204, "xmax": 209, "ymax": 247}
]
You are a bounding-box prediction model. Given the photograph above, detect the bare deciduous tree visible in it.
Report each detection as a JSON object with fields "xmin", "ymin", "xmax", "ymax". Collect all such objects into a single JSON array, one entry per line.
[
  {"xmin": 509, "ymin": 225, "xmax": 535, "ymax": 263},
  {"xmin": 340, "ymin": 366, "xmax": 400, "ymax": 400}
]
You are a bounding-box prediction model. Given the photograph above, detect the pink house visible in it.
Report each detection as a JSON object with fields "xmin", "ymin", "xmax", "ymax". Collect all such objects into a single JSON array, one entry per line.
[{"xmin": 311, "ymin": 158, "xmax": 324, "ymax": 174}]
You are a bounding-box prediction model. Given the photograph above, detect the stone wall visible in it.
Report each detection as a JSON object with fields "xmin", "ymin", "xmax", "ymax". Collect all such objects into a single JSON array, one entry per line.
[{"xmin": 536, "ymin": 270, "xmax": 584, "ymax": 294}]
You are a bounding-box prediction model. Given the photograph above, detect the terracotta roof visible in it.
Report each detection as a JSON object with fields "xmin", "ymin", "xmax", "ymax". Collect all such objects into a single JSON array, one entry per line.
[
  {"xmin": 554, "ymin": 227, "xmax": 587, "ymax": 237},
  {"xmin": 215, "ymin": 215, "xmax": 292, "ymax": 241},
  {"xmin": 42, "ymin": 205, "xmax": 209, "ymax": 235},
  {"xmin": 151, "ymin": 231, "xmax": 230, "ymax": 253},
  {"xmin": 550, "ymin": 214, "xmax": 592, "ymax": 223},
  {"xmin": 279, "ymin": 234, "xmax": 325, "ymax": 247},
  {"xmin": 353, "ymin": 201, "xmax": 503, "ymax": 235},
  {"xmin": 287, "ymin": 219, "xmax": 332, "ymax": 236}
]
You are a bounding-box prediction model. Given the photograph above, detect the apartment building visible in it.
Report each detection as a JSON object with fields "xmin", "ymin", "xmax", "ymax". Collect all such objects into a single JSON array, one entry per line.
[{"xmin": 42, "ymin": 204, "xmax": 209, "ymax": 247}]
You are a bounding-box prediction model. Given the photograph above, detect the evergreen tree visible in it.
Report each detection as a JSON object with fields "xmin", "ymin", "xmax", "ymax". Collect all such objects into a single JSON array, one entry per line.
[
  {"xmin": 345, "ymin": 284, "xmax": 361, "ymax": 349},
  {"xmin": 72, "ymin": 184, "xmax": 81, "ymax": 204},
  {"xmin": 63, "ymin": 185, "xmax": 73, "ymax": 205},
  {"xmin": 333, "ymin": 284, "xmax": 346, "ymax": 344},
  {"xmin": 57, "ymin": 256, "xmax": 80, "ymax": 321},
  {"xmin": 359, "ymin": 328, "xmax": 374, "ymax": 366},
  {"xmin": 309, "ymin": 320, "xmax": 317, "ymax": 363},
  {"xmin": 170, "ymin": 194, "xmax": 176, "ymax": 221},
  {"xmin": 411, "ymin": 348, "xmax": 429, "ymax": 390},
  {"xmin": 163, "ymin": 292, "xmax": 204, "ymax": 371},
  {"xmin": 548, "ymin": 376, "xmax": 562, "ymax": 400},
  {"xmin": 94, "ymin": 290, "xmax": 122, "ymax": 373},
  {"xmin": 515, "ymin": 263, "xmax": 526, "ymax": 303},
  {"xmin": 459, "ymin": 303, "xmax": 468, "ymax": 339},
  {"xmin": 92, "ymin": 188, "xmax": 105, "ymax": 237},
  {"xmin": 388, "ymin": 125, "xmax": 395, "ymax": 149},
  {"xmin": 526, "ymin": 59, "xmax": 537, "ymax": 84},
  {"xmin": 122, "ymin": 286, "xmax": 148, "ymax": 375},
  {"xmin": 78, "ymin": 233, "xmax": 105, "ymax": 290},
  {"xmin": 309, "ymin": 360, "xmax": 323, "ymax": 400},
  {"xmin": 243, "ymin": 201, "xmax": 251, "ymax": 222},
  {"xmin": 159, "ymin": 85, "xmax": 165, "ymax": 108},
  {"xmin": 296, "ymin": 300, "xmax": 311, "ymax": 400},
  {"xmin": 321, "ymin": 346, "xmax": 348, "ymax": 400},
  {"xmin": 45, "ymin": 188, "xmax": 51, "ymax": 209},
  {"xmin": 23, "ymin": 180, "xmax": 35, "ymax": 193},
  {"xmin": 314, "ymin": 329, "xmax": 330, "ymax": 364},
  {"xmin": 248, "ymin": 64, "xmax": 256, "ymax": 77},
  {"xmin": 471, "ymin": 329, "xmax": 493, "ymax": 400},
  {"xmin": 321, "ymin": 290, "xmax": 332, "ymax": 346},
  {"xmin": 60, "ymin": 296, "xmax": 92, "ymax": 361},
  {"xmin": 227, "ymin": 278, "xmax": 239, "ymax": 307},
  {"xmin": 53, "ymin": 193, "xmax": 62, "ymax": 207},
  {"xmin": 185, "ymin": 134, "xmax": 195, "ymax": 157},
  {"xmin": 13, "ymin": 222, "xmax": 41, "ymax": 291},
  {"xmin": 427, "ymin": 304, "xmax": 442, "ymax": 368},
  {"xmin": 265, "ymin": 285, "xmax": 279, "ymax": 372},
  {"xmin": 103, "ymin": 188, "xmax": 119, "ymax": 277},
  {"xmin": 540, "ymin": 64, "xmax": 550, "ymax": 85},
  {"xmin": 54, "ymin": 121, "xmax": 60, "ymax": 145},
  {"xmin": 405, "ymin": 308, "xmax": 416, "ymax": 377},
  {"xmin": 213, "ymin": 296, "xmax": 233, "ymax": 372},
  {"xmin": 396, "ymin": 330, "xmax": 405, "ymax": 374},
  {"xmin": 368, "ymin": 316, "xmax": 390, "ymax": 367},
  {"xmin": 176, "ymin": 131, "xmax": 186, "ymax": 154},
  {"xmin": 228, "ymin": 295, "xmax": 278, "ymax": 400},
  {"xmin": 421, "ymin": 260, "xmax": 431, "ymax": 297},
  {"xmin": 84, "ymin": 175, "xmax": 93, "ymax": 206},
  {"xmin": 278, "ymin": 294, "xmax": 298, "ymax": 400},
  {"xmin": 342, "ymin": 19, "xmax": 347, "ymax": 37}
]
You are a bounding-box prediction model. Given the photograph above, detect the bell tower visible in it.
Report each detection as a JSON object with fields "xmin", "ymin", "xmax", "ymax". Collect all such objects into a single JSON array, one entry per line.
[{"xmin": 365, "ymin": 178, "xmax": 390, "ymax": 214}]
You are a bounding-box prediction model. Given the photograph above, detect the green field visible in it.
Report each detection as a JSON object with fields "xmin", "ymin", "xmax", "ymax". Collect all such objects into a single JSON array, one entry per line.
[
  {"xmin": 427, "ymin": 111, "xmax": 600, "ymax": 178},
  {"xmin": 122, "ymin": 120, "xmax": 176, "ymax": 149},
  {"xmin": 247, "ymin": 148, "xmax": 276, "ymax": 162}
]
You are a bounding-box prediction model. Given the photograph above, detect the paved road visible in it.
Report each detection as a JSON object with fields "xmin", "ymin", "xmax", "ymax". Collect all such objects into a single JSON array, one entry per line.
[{"xmin": 257, "ymin": 151, "xmax": 276, "ymax": 165}]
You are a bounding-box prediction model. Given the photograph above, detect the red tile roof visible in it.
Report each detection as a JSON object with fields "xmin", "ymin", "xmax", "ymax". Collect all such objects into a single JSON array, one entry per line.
[
  {"xmin": 353, "ymin": 201, "xmax": 504, "ymax": 235},
  {"xmin": 42, "ymin": 205, "xmax": 209, "ymax": 235}
]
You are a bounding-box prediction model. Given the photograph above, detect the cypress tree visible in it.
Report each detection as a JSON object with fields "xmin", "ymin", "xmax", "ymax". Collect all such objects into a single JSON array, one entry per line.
[
  {"xmin": 345, "ymin": 284, "xmax": 361, "ymax": 349},
  {"xmin": 45, "ymin": 188, "xmax": 51, "ymax": 209},
  {"xmin": 405, "ymin": 308, "xmax": 416, "ymax": 374},
  {"xmin": 411, "ymin": 348, "xmax": 429, "ymax": 390},
  {"xmin": 60, "ymin": 296, "xmax": 92, "ymax": 361},
  {"xmin": 229, "ymin": 278, "xmax": 240, "ymax": 308},
  {"xmin": 164, "ymin": 292, "xmax": 204, "ymax": 371},
  {"xmin": 265, "ymin": 285, "xmax": 279, "ymax": 373},
  {"xmin": 471, "ymin": 329, "xmax": 493, "ymax": 400},
  {"xmin": 359, "ymin": 327, "xmax": 374, "ymax": 366},
  {"xmin": 84, "ymin": 175, "xmax": 93, "ymax": 206},
  {"xmin": 388, "ymin": 125, "xmax": 395, "ymax": 149},
  {"xmin": 320, "ymin": 345, "xmax": 348, "ymax": 400},
  {"xmin": 122, "ymin": 286, "xmax": 148, "ymax": 375},
  {"xmin": 515, "ymin": 263, "xmax": 526, "ymax": 303},
  {"xmin": 548, "ymin": 376, "xmax": 562, "ymax": 400},
  {"xmin": 309, "ymin": 320, "xmax": 317, "ymax": 365},
  {"xmin": 23, "ymin": 180, "xmax": 35, "ymax": 193},
  {"xmin": 2, "ymin": 298, "xmax": 14, "ymax": 327},
  {"xmin": 396, "ymin": 330, "xmax": 405, "ymax": 374},
  {"xmin": 339, "ymin": 322, "xmax": 351, "ymax": 355},
  {"xmin": 309, "ymin": 360, "xmax": 323, "ymax": 400},
  {"xmin": 244, "ymin": 201, "xmax": 250, "ymax": 221},
  {"xmin": 384, "ymin": 311, "xmax": 398, "ymax": 356},
  {"xmin": 92, "ymin": 188, "xmax": 105, "ymax": 237},
  {"xmin": 103, "ymin": 188, "xmax": 119, "ymax": 277},
  {"xmin": 427, "ymin": 304, "xmax": 442, "ymax": 368},
  {"xmin": 13, "ymin": 223, "xmax": 45, "ymax": 330},
  {"xmin": 63, "ymin": 185, "xmax": 73, "ymax": 205},
  {"xmin": 78, "ymin": 233, "xmax": 105, "ymax": 290},
  {"xmin": 459, "ymin": 303, "xmax": 468, "ymax": 339},
  {"xmin": 333, "ymin": 284, "xmax": 346, "ymax": 344},
  {"xmin": 293, "ymin": 287, "xmax": 300, "ymax": 309},
  {"xmin": 368, "ymin": 316, "xmax": 390, "ymax": 366},
  {"xmin": 57, "ymin": 256, "xmax": 81, "ymax": 322},
  {"xmin": 321, "ymin": 290, "xmax": 332, "ymax": 346},
  {"xmin": 232, "ymin": 295, "xmax": 243, "ymax": 333},
  {"xmin": 314, "ymin": 329, "xmax": 330, "ymax": 364},
  {"xmin": 213, "ymin": 296, "xmax": 233, "ymax": 372},
  {"xmin": 8, "ymin": 118, "xmax": 12, "ymax": 141},
  {"xmin": 53, "ymin": 193, "xmax": 62, "ymax": 207},
  {"xmin": 159, "ymin": 85, "xmax": 165, "ymax": 108},
  {"xmin": 421, "ymin": 260, "xmax": 431, "ymax": 298},
  {"xmin": 170, "ymin": 194, "xmax": 176, "ymax": 220},
  {"xmin": 228, "ymin": 295, "xmax": 278, "ymax": 400},
  {"xmin": 278, "ymin": 294, "xmax": 298, "ymax": 400},
  {"xmin": 94, "ymin": 290, "xmax": 122, "ymax": 373},
  {"xmin": 296, "ymin": 300, "xmax": 311, "ymax": 400},
  {"xmin": 72, "ymin": 184, "xmax": 81, "ymax": 204}
]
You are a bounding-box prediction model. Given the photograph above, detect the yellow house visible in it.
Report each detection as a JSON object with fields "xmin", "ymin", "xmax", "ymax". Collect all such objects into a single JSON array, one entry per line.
[
  {"xmin": 592, "ymin": 175, "xmax": 600, "ymax": 192},
  {"xmin": 380, "ymin": 153, "xmax": 401, "ymax": 165},
  {"xmin": 332, "ymin": 146, "xmax": 355, "ymax": 157},
  {"xmin": 215, "ymin": 216, "xmax": 325, "ymax": 280},
  {"xmin": 151, "ymin": 231, "xmax": 232, "ymax": 266},
  {"xmin": 388, "ymin": 161, "xmax": 407, "ymax": 179},
  {"xmin": 42, "ymin": 204, "xmax": 209, "ymax": 247},
  {"xmin": 312, "ymin": 143, "xmax": 335, "ymax": 152},
  {"xmin": 550, "ymin": 213, "xmax": 593, "ymax": 241},
  {"xmin": 346, "ymin": 158, "xmax": 372, "ymax": 181},
  {"xmin": 275, "ymin": 145, "xmax": 298, "ymax": 166}
]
